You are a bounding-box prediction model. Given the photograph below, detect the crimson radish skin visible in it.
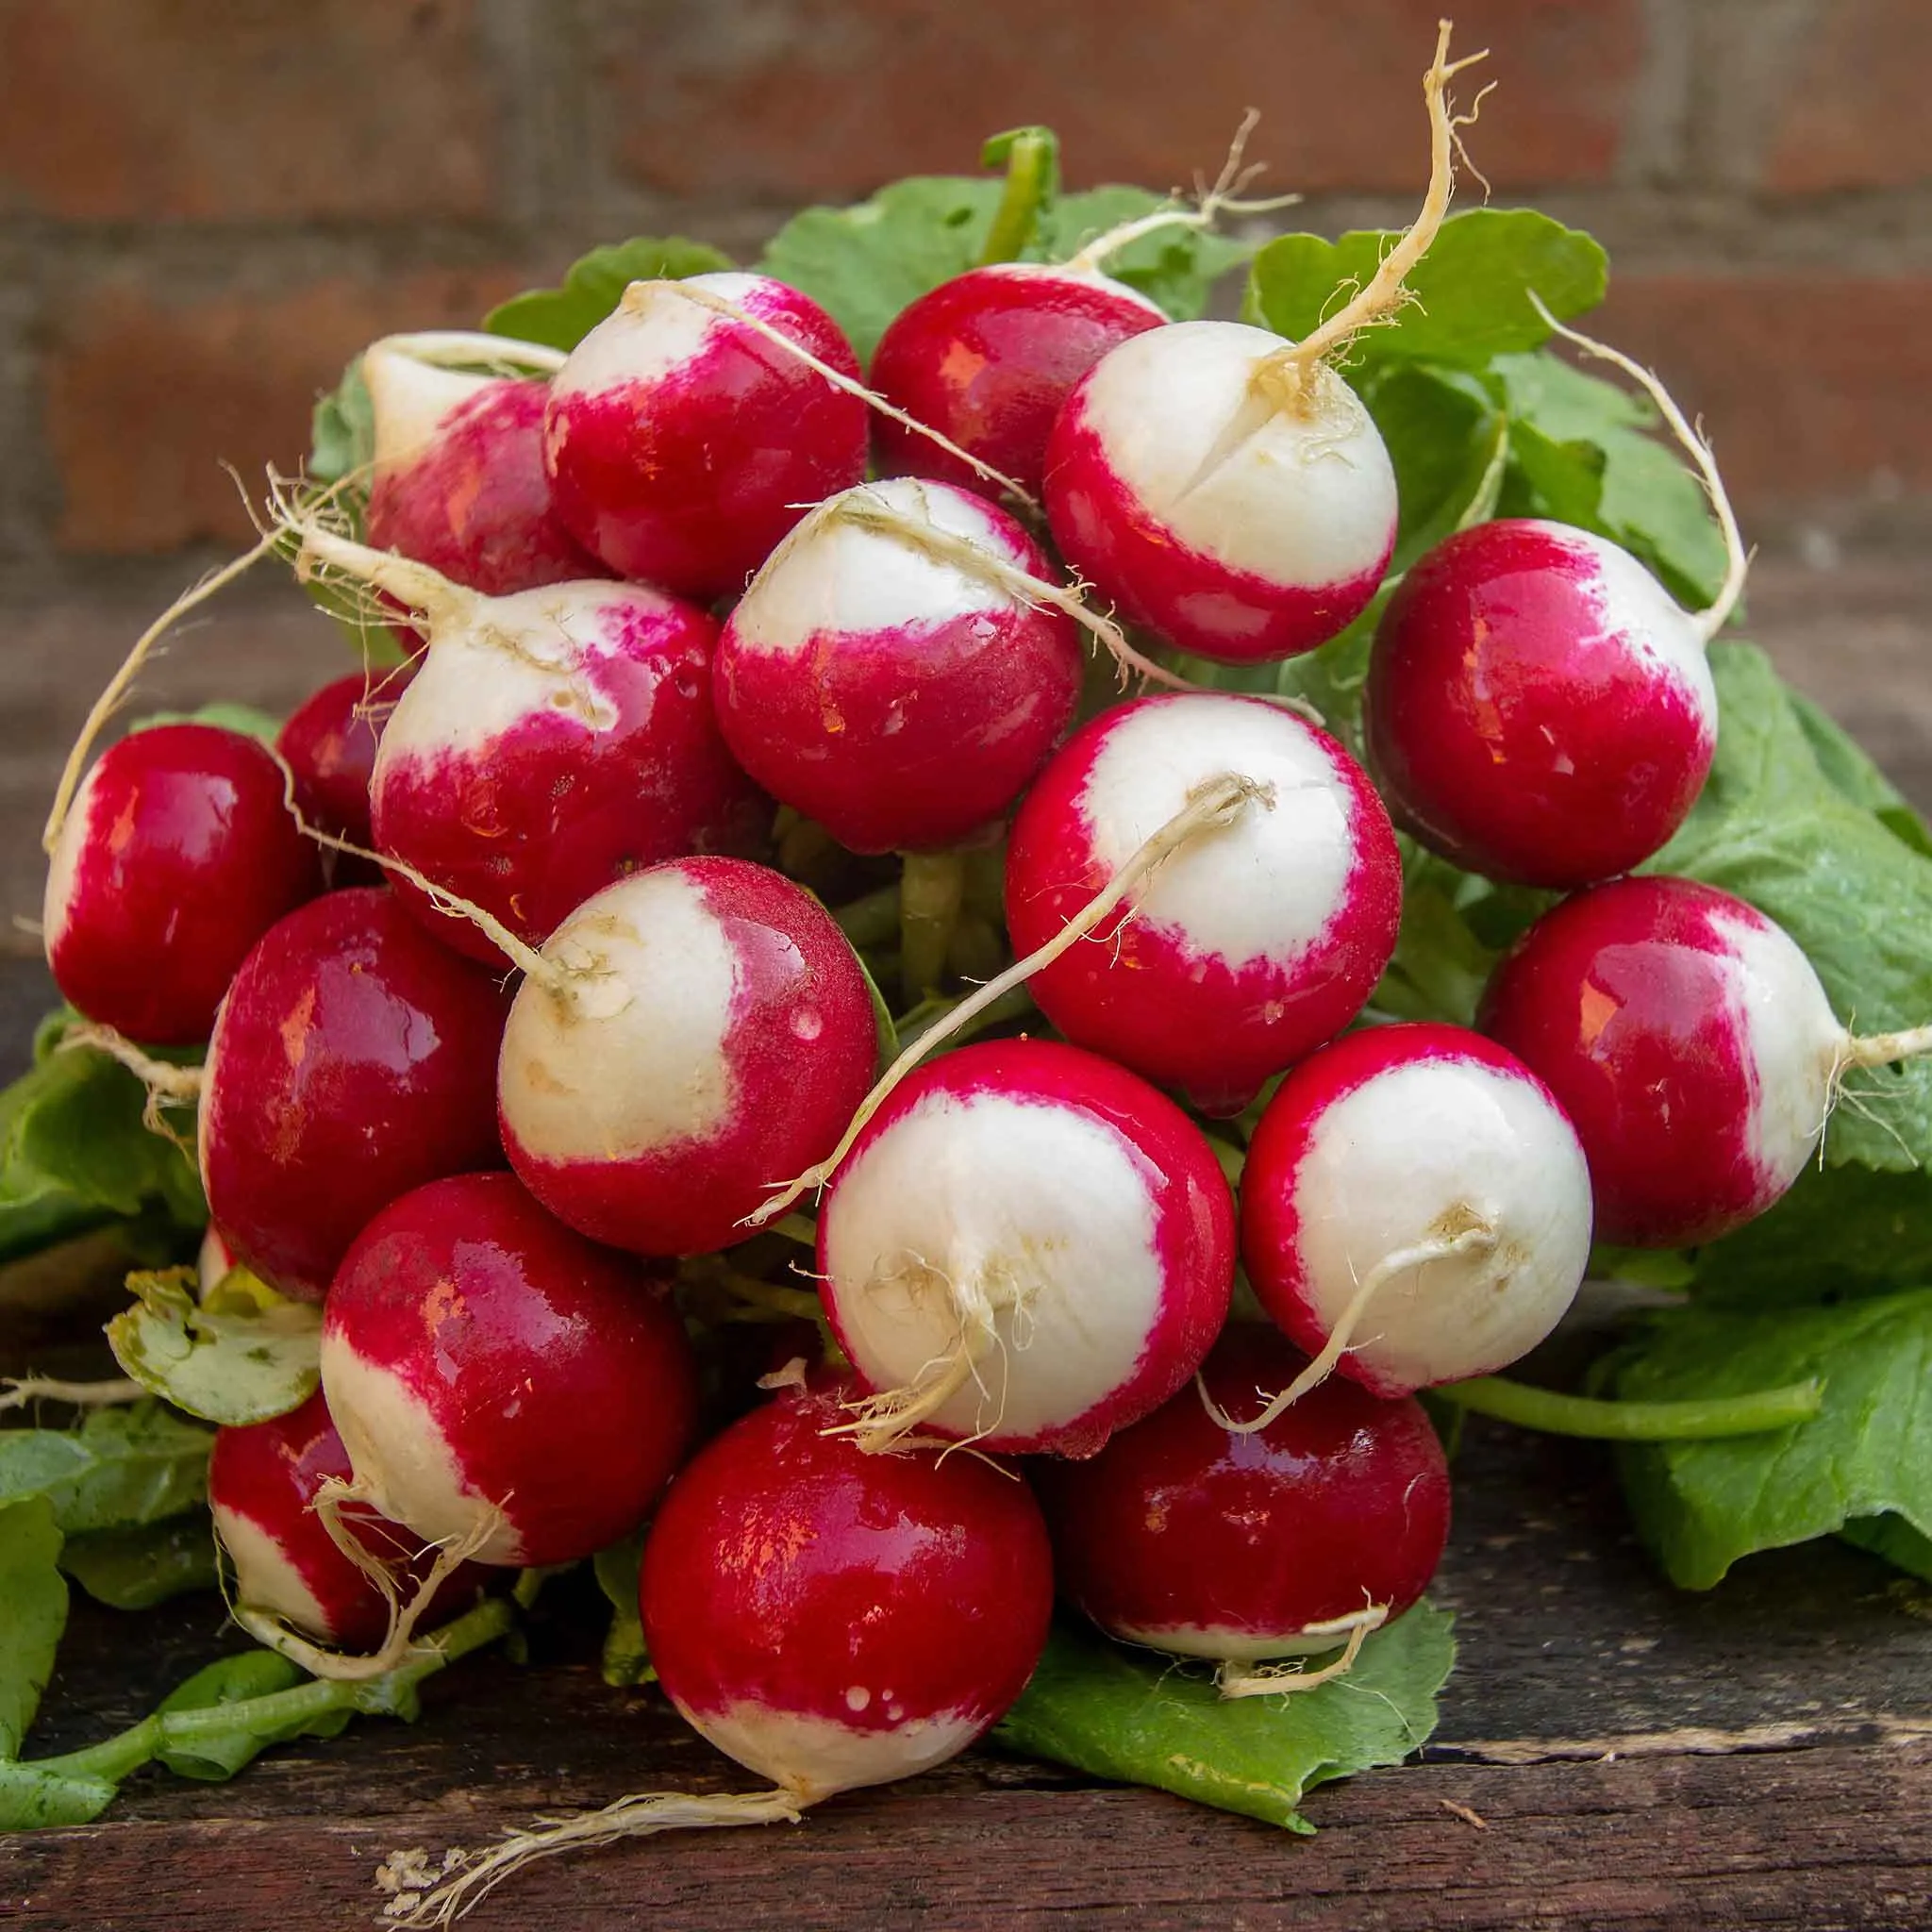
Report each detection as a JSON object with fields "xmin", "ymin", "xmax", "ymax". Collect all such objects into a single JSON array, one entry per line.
[
  {"xmin": 1365, "ymin": 521, "xmax": 1719, "ymax": 888},
  {"xmin": 640, "ymin": 1374, "xmax": 1053, "ymax": 1802},
  {"xmin": 1005, "ymin": 692, "xmax": 1402, "ymax": 1114},
  {"xmin": 362, "ymin": 343, "xmax": 609, "ymax": 595},
  {"xmin": 1035, "ymin": 1325, "xmax": 1450, "ymax": 1659},
  {"xmin": 368, "ymin": 575, "xmax": 767, "ymax": 962},
  {"xmin": 199, "ymin": 889, "xmax": 508, "ymax": 1302},
  {"xmin": 544, "ymin": 273, "xmax": 868, "ymax": 599},
  {"xmin": 1044, "ymin": 321, "xmax": 1397, "ymax": 663},
  {"xmin": 322, "ymin": 1172, "xmax": 699, "ymax": 1568},
  {"xmin": 42, "ymin": 724, "xmax": 319, "ymax": 1045},
  {"xmin": 1241, "ymin": 1023, "xmax": 1593, "ymax": 1396},
  {"xmin": 869, "ymin": 263, "xmax": 1165, "ymax": 500},
  {"xmin": 713, "ymin": 478, "xmax": 1082, "ymax": 854},
  {"xmin": 818, "ymin": 1038, "xmax": 1235, "ymax": 1457},
  {"xmin": 498, "ymin": 857, "xmax": 876, "ymax": 1258},
  {"xmin": 208, "ymin": 1389, "xmax": 484, "ymax": 1651},
  {"xmin": 1479, "ymin": 875, "xmax": 1857, "ymax": 1247},
  {"xmin": 276, "ymin": 672, "xmax": 402, "ymax": 853}
]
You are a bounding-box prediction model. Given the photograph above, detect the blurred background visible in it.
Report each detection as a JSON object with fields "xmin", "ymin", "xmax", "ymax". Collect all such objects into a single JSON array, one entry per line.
[{"xmin": 0, "ymin": 0, "xmax": 1925, "ymax": 934}]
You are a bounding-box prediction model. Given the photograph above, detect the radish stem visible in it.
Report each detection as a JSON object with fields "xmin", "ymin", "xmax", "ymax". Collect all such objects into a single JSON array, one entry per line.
[
  {"xmin": 1435, "ymin": 1374, "xmax": 1824, "ymax": 1440},
  {"xmin": 899, "ymin": 850, "xmax": 966, "ymax": 1003},
  {"xmin": 976, "ymin": 126, "xmax": 1060, "ymax": 266}
]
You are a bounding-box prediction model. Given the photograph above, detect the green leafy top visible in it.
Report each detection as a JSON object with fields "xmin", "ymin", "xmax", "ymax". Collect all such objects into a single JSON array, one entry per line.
[{"xmin": 484, "ymin": 238, "xmax": 737, "ymax": 352}]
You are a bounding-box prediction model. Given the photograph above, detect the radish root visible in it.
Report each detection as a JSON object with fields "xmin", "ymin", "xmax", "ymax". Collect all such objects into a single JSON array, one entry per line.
[
  {"xmin": 741, "ymin": 770, "xmax": 1276, "ymax": 1230},
  {"xmin": 377, "ymin": 1786, "xmax": 805, "ymax": 1928},
  {"xmin": 629, "ymin": 278, "xmax": 1040, "ymax": 514},
  {"xmin": 1254, "ymin": 20, "xmax": 1490, "ymax": 414},
  {"xmin": 0, "ymin": 1374, "xmax": 145, "ymax": 1415},
  {"xmin": 1527, "ymin": 293, "xmax": 1749, "ymax": 641},
  {"xmin": 1215, "ymin": 1605, "xmax": 1389, "ymax": 1699},
  {"xmin": 369, "ymin": 330, "xmax": 568, "ymax": 378},
  {"xmin": 56, "ymin": 1022, "xmax": 204, "ymax": 1144},
  {"xmin": 1202, "ymin": 1219, "xmax": 1498, "ymax": 1435}
]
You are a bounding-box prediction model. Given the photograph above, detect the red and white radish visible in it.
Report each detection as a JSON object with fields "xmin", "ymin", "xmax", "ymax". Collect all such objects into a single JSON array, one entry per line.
[
  {"xmin": 360, "ymin": 332, "xmax": 610, "ymax": 595},
  {"xmin": 817, "ymin": 1037, "xmax": 1235, "ymax": 1457},
  {"xmin": 209, "ymin": 1387, "xmax": 485, "ymax": 1653},
  {"xmin": 1035, "ymin": 1324, "xmax": 1449, "ymax": 1690},
  {"xmin": 497, "ymin": 856, "xmax": 876, "ymax": 1258},
  {"xmin": 712, "ymin": 478, "xmax": 1082, "ymax": 855},
  {"xmin": 870, "ymin": 263, "xmax": 1165, "ymax": 500},
  {"xmin": 1005, "ymin": 691, "xmax": 1401, "ymax": 1114},
  {"xmin": 543, "ymin": 273, "xmax": 868, "ymax": 599},
  {"xmin": 199, "ymin": 888, "xmax": 508, "ymax": 1302},
  {"xmin": 321, "ymin": 1171, "xmax": 699, "ymax": 1568},
  {"xmin": 43, "ymin": 723, "xmax": 319, "ymax": 1045},
  {"xmin": 1478, "ymin": 874, "xmax": 1932, "ymax": 1247},
  {"xmin": 291, "ymin": 525, "xmax": 766, "ymax": 963},
  {"xmin": 275, "ymin": 671, "xmax": 401, "ymax": 855},
  {"xmin": 1240, "ymin": 1022, "xmax": 1593, "ymax": 1403}
]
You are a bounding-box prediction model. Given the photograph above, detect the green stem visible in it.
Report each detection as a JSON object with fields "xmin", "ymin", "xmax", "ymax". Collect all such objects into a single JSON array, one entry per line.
[
  {"xmin": 1436, "ymin": 1374, "xmax": 1824, "ymax": 1441},
  {"xmin": 771, "ymin": 1213, "xmax": 819, "ymax": 1248},
  {"xmin": 30, "ymin": 1596, "xmax": 514, "ymax": 1784},
  {"xmin": 895, "ymin": 984, "xmax": 1037, "ymax": 1055},
  {"xmin": 899, "ymin": 851, "xmax": 967, "ymax": 1006},
  {"xmin": 976, "ymin": 126, "xmax": 1061, "ymax": 265},
  {"xmin": 832, "ymin": 882, "xmax": 902, "ymax": 950}
]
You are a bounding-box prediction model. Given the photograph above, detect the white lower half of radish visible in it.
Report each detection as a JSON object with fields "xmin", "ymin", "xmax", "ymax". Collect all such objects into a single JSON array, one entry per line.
[
  {"xmin": 678, "ymin": 1699, "xmax": 985, "ymax": 1804},
  {"xmin": 39, "ymin": 763, "xmax": 96, "ymax": 959},
  {"xmin": 1108, "ymin": 1619, "xmax": 1363, "ymax": 1662},
  {"xmin": 211, "ymin": 1505, "xmax": 335, "ymax": 1636},
  {"xmin": 550, "ymin": 270, "xmax": 769, "ymax": 401}
]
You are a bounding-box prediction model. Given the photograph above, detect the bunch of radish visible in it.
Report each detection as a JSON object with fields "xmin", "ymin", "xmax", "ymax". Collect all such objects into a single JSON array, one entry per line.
[{"xmin": 35, "ymin": 19, "xmax": 1909, "ymax": 1922}]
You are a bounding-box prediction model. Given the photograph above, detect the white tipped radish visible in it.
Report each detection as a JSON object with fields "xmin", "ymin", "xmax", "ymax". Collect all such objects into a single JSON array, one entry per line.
[
  {"xmin": 817, "ymin": 1037, "xmax": 1235, "ymax": 1457},
  {"xmin": 1239, "ymin": 1022, "xmax": 1593, "ymax": 1407}
]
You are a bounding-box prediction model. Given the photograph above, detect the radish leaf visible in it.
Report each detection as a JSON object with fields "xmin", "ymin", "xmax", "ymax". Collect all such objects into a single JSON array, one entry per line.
[
  {"xmin": 484, "ymin": 238, "xmax": 735, "ymax": 351},
  {"xmin": 0, "ymin": 1403, "xmax": 211, "ymax": 1537},
  {"xmin": 59, "ymin": 1513, "xmax": 219, "ymax": 1610},
  {"xmin": 0, "ymin": 1497, "xmax": 66, "ymax": 1759}
]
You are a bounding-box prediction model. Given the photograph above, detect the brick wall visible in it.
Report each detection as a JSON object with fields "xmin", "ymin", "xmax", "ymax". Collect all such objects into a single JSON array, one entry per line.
[{"xmin": 2, "ymin": 0, "xmax": 1927, "ymax": 579}]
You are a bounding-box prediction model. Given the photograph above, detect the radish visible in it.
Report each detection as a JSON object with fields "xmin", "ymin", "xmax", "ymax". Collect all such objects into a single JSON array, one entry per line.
[
  {"xmin": 321, "ymin": 1171, "xmax": 699, "ymax": 1569},
  {"xmin": 1362, "ymin": 309, "xmax": 1749, "ymax": 889},
  {"xmin": 276, "ymin": 669, "xmax": 409, "ymax": 891},
  {"xmin": 1004, "ymin": 691, "xmax": 1402, "ymax": 1114},
  {"xmin": 209, "ymin": 1387, "xmax": 485, "ymax": 1654},
  {"xmin": 1478, "ymin": 874, "xmax": 1932, "ymax": 1247},
  {"xmin": 1239, "ymin": 1022, "xmax": 1593, "ymax": 1407},
  {"xmin": 1035, "ymin": 1324, "xmax": 1450, "ymax": 1694},
  {"xmin": 42, "ymin": 723, "xmax": 319, "ymax": 1045},
  {"xmin": 542, "ymin": 272, "xmax": 868, "ymax": 599},
  {"xmin": 497, "ymin": 856, "xmax": 876, "ymax": 1258},
  {"xmin": 712, "ymin": 477, "xmax": 1082, "ymax": 855},
  {"xmin": 199, "ymin": 888, "xmax": 508, "ymax": 1302},
  {"xmin": 869, "ymin": 263, "xmax": 1165, "ymax": 500},
  {"xmin": 378, "ymin": 1372, "xmax": 1053, "ymax": 1926},
  {"xmin": 290, "ymin": 524, "xmax": 767, "ymax": 964},
  {"xmin": 816, "ymin": 1036, "xmax": 1235, "ymax": 1457},
  {"xmin": 1042, "ymin": 29, "xmax": 1477, "ymax": 664},
  {"xmin": 360, "ymin": 332, "xmax": 610, "ymax": 595}
]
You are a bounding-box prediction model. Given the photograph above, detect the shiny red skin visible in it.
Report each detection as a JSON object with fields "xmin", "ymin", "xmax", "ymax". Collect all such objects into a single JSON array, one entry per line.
[
  {"xmin": 1241, "ymin": 1023, "xmax": 1569, "ymax": 1391},
  {"xmin": 199, "ymin": 889, "xmax": 508, "ymax": 1301},
  {"xmin": 818, "ymin": 1038, "xmax": 1237, "ymax": 1457},
  {"xmin": 275, "ymin": 670, "xmax": 408, "ymax": 862},
  {"xmin": 1044, "ymin": 382, "xmax": 1394, "ymax": 664},
  {"xmin": 640, "ymin": 1374, "xmax": 1053, "ymax": 1792},
  {"xmin": 208, "ymin": 1389, "xmax": 485, "ymax": 1650},
  {"xmin": 46, "ymin": 724, "xmax": 320, "ymax": 1044},
  {"xmin": 325, "ymin": 1173, "xmax": 699, "ymax": 1567},
  {"xmin": 374, "ymin": 589, "xmax": 768, "ymax": 963},
  {"xmin": 365, "ymin": 377, "xmax": 610, "ymax": 595},
  {"xmin": 544, "ymin": 278, "xmax": 868, "ymax": 600},
  {"xmin": 1364, "ymin": 521, "xmax": 1716, "ymax": 888},
  {"xmin": 1035, "ymin": 1325, "xmax": 1449, "ymax": 1653},
  {"xmin": 869, "ymin": 266, "xmax": 1164, "ymax": 501},
  {"xmin": 1479, "ymin": 876, "xmax": 1799, "ymax": 1247},
  {"xmin": 1004, "ymin": 696, "xmax": 1404, "ymax": 1114},
  {"xmin": 712, "ymin": 503, "xmax": 1082, "ymax": 854},
  {"xmin": 502, "ymin": 858, "xmax": 878, "ymax": 1257}
]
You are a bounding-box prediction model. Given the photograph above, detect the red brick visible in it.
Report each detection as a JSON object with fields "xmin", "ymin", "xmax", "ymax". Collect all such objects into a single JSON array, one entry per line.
[
  {"xmin": 46, "ymin": 266, "xmax": 528, "ymax": 554},
  {"xmin": 0, "ymin": 1, "xmax": 498, "ymax": 222},
  {"xmin": 1593, "ymin": 274, "xmax": 1932, "ymax": 515},
  {"xmin": 1765, "ymin": 0, "xmax": 1932, "ymax": 192},
  {"xmin": 602, "ymin": 0, "xmax": 1643, "ymax": 202}
]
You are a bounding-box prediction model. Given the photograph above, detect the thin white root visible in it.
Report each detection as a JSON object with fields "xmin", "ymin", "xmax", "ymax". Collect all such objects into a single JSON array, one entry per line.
[
  {"xmin": 376, "ymin": 1787, "xmax": 806, "ymax": 1927},
  {"xmin": 229, "ymin": 1478, "xmax": 496, "ymax": 1685},
  {"xmin": 1526, "ymin": 292, "xmax": 1749, "ymax": 641},
  {"xmin": 1202, "ymin": 1222, "xmax": 1498, "ymax": 1435},
  {"xmin": 1215, "ymin": 1606, "xmax": 1389, "ymax": 1699},
  {"xmin": 279, "ymin": 512, "xmax": 475, "ymax": 630},
  {"xmin": 630, "ymin": 279, "xmax": 1038, "ymax": 513},
  {"xmin": 741, "ymin": 771, "xmax": 1276, "ymax": 1230},
  {"xmin": 1255, "ymin": 20, "xmax": 1490, "ymax": 409},
  {"xmin": 1840, "ymin": 1024, "xmax": 1932, "ymax": 1072},
  {"xmin": 0, "ymin": 1374, "xmax": 145, "ymax": 1414},
  {"xmin": 55, "ymin": 1024, "xmax": 204, "ymax": 1102},
  {"xmin": 371, "ymin": 330, "xmax": 568, "ymax": 378}
]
